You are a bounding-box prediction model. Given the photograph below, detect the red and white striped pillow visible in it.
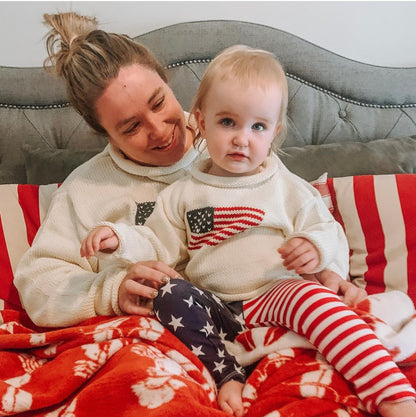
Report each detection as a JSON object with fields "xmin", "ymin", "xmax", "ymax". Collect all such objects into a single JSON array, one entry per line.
[
  {"xmin": 328, "ymin": 174, "xmax": 416, "ymax": 303},
  {"xmin": 311, "ymin": 173, "xmax": 333, "ymax": 213},
  {"xmin": 0, "ymin": 183, "xmax": 59, "ymax": 312}
]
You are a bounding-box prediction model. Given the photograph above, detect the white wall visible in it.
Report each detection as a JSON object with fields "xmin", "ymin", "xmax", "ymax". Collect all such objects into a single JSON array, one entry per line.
[{"xmin": 1, "ymin": 1, "xmax": 415, "ymax": 68}]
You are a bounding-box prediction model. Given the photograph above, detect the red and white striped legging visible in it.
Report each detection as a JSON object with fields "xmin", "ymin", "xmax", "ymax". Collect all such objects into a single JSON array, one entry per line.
[{"xmin": 243, "ymin": 279, "xmax": 415, "ymax": 413}]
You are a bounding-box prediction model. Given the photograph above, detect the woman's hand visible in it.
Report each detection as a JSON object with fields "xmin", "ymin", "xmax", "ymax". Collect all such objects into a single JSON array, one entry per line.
[
  {"xmin": 308, "ymin": 270, "xmax": 368, "ymax": 306},
  {"xmin": 118, "ymin": 260, "xmax": 181, "ymax": 316}
]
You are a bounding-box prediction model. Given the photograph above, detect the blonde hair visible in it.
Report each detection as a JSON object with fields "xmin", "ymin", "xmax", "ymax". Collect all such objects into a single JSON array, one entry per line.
[
  {"xmin": 191, "ymin": 45, "xmax": 288, "ymax": 149},
  {"xmin": 43, "ymin": 12, "xmax": 167, "ymax": 134}
]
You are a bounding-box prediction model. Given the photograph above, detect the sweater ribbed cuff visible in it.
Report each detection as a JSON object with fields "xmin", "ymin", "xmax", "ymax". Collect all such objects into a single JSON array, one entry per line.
[{"xmin": 111, "ymin": 269, "xmax": 128, "ymax": 316}]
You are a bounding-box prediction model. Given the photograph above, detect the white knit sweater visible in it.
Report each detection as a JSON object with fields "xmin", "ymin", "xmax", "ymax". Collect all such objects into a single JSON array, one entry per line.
[
  {"xmin": 111, "ymin": 155, "xmax": 349, "ymax": 302},
  {"xmin": 14, "ymin": 140, "xmax": 201, "ymax": 327}
]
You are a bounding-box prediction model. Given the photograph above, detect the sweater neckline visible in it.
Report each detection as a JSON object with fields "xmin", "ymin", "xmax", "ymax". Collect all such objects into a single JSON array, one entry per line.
[
  {"xmin": 108, "ymin": 143, "xmax": 199, "ymax": 178},
  {"xmin": 191, "ymin": 154, "xmax": 280, "ymax": 188}
]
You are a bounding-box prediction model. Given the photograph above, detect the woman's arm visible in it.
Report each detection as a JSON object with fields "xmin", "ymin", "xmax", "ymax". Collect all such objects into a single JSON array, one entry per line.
[
  {"xmin": 14, "ymin": 188, "xmax": 177, "ymax": 327},
  {"xmin": 108, "ymin": 188, "xmax": 190, "ymax": 271}
]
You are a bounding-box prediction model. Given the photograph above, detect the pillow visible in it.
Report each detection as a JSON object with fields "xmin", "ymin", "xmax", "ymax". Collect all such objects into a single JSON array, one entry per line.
[
  {"xmin": 0, "ymin": 183, "xmax": 59, "ymax": 314},
  {"xmin": 22, "ymin": 145, "xmax": 103, "ymax": 185},
  {"xmin": 310, "ymin": 172, "xmax": 333, "ymax": 213},
  {"xmin": 278, "ymin": 136, "xmax": 416, "ymax": 181},
  {"xmin": 328, "ymin": 174, "xmax": 416, "ymax": 304}
]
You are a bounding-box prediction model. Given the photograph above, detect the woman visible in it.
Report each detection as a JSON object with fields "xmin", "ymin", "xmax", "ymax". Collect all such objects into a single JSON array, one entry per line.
[{"xmin": 14, "ymin": 12, "xmax": 200, "ymax": 327}]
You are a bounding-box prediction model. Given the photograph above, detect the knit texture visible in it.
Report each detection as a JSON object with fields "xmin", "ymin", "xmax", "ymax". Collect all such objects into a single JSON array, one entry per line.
[
  {"xmin": 14, "ymin": 141, "xmax": 201, "ymax": 327},
  {"xmin": 113, "ymin": 154, "xmax": 349, "ymax": 302}
]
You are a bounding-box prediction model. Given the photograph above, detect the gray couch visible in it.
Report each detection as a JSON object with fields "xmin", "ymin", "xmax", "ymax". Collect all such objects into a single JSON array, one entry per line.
[{"xmin": 1, "ymin": 20, "xmax": 416, "ymax": 185}]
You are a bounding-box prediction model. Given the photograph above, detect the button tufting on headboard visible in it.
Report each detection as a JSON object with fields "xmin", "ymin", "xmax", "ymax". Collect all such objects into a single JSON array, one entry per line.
[{"xmin": 338, "ymin": 110, "xmax": 348, "ymax": 119}]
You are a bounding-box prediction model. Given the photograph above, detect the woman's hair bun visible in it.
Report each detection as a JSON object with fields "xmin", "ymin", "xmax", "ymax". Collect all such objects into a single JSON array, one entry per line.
[{"xmin": 43, "ymin": 12, "xmax": 98, "ymax": 77}]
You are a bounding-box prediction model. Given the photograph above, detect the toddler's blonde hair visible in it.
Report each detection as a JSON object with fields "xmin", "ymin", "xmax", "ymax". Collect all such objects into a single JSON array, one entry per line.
[{"xmin": 191, "ymin": 45, "xmax": 288, "ymax": 149}]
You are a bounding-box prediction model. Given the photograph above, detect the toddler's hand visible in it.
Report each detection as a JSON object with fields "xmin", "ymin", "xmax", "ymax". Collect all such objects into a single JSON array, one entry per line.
[
  {"xmin": 218, "ymin": 380, "xmax": 245, "ymax": 417},
  {"xmin": 314, "ymin": 270, "xmax": 367, "ymax": 306},
  {"xmin": 278, "ymin": 237, "xmax": 320, "ymax": 274},
  {"xmin": 80, "ymin": 225, "xmax": 119, "ymax": 258}
]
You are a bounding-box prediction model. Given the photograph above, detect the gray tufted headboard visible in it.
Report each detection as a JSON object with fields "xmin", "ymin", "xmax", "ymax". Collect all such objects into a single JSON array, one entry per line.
[{"xmin": 1, "ymin": 20, "xmax": 416, "ymax": 184}]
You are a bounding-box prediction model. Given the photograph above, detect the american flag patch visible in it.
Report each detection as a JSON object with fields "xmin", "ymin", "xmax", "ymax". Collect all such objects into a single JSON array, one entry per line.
[{"xmin": 186, "ymin": 206, "xmax": 265, "ymax": 250}]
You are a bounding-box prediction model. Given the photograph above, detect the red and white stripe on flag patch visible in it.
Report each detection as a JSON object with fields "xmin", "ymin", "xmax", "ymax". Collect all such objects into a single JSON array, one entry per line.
[
  {"xmin": 328, "ymin": 174, "xmax": 416, "ymax": 304},
  {"xmin": 0, "ymin": 183, "xmax": 59, "ymax": 311},
  {"xmin": 186, "ymin": 206, "xmax": 265, "ymax": 250}
]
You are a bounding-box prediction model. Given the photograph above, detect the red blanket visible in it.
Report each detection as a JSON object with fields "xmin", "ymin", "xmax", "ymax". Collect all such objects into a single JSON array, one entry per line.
[
  {"xmin": 0, "ymin": 291, "xmax": 414, "ymax": 416},
  {"xmin": 1, "ymin": 184, "xmax": 415, "ymax": 416}
]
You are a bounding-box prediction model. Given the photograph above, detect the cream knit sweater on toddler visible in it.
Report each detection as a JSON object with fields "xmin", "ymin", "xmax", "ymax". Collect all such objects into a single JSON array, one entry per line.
[{"xmin": 109, "ymin": 154, "xmax": 349, "ymax": 302}]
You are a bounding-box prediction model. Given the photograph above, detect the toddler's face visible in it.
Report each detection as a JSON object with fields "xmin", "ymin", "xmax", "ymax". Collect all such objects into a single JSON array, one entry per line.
[{"xmin": 196, "ymin": 78, "xmax": 282, "ymax": 177}]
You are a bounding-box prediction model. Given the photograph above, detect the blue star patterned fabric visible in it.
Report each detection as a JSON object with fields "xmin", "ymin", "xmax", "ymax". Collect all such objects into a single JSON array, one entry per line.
[{"xmin": 153, "ymin": 278, "xmax": 247, "ymax": 387}]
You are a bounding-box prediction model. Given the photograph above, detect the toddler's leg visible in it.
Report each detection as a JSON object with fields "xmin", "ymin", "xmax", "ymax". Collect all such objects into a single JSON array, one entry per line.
[
  {"xmin": 243, "ymin": 279, "xmax": 416, "ymax": 414},
  {"xmin": 153, "ymin": 278, "xmax": 246, "ymax": 388}
]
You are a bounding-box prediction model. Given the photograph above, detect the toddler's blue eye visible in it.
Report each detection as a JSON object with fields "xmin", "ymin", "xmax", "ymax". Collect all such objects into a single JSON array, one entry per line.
[
  {"xmin": 252, "ymin": 123, "xmax": 265, "ymax": 131},
  {"xmin": 220, "ymin": 118, "xmax": 234, "ymax": 127}
]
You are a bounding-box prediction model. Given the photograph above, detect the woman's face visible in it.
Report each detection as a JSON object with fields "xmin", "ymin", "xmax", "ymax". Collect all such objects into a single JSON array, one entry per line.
[{"xmin": 96, "ymin": 64, "xmax": 189, "ymax": 166}]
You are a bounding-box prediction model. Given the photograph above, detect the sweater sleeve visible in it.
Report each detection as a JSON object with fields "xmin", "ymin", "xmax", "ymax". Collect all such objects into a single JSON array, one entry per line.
[
  {"xmin": 14, "ymin": 188, "xmax": 127, "ymax": 328},
  {"xmin": 290, "ymin": 194, "xmax": 349, "ymax": 279},
  {"xmin": 14, "ymin": 141, "xmax": 198, "ymax": 329},
  {"xmin": 110, "ymin": 191, "xmax": 189, "ymax": 269}
]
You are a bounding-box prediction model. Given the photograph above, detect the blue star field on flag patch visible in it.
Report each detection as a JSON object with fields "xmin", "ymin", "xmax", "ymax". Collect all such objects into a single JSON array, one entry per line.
[
  {"xmin": 135, "ymin": 201, "xmax": 155, "ymax": 225},
  {"xmin": 187, "ymin": 207, "xmax": 215, "ymax": 233}
]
